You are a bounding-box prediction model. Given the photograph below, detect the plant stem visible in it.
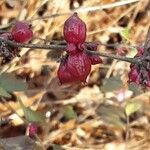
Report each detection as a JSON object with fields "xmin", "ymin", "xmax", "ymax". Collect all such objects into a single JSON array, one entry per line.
[{"xmin": 0, "ymin": 38, "xmax": 141, "ymax": 64}]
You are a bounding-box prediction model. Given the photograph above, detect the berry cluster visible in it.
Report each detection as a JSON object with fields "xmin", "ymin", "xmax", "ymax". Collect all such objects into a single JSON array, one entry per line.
[
  {"xmin": 128, "ymin": 47, "xmax": 150, "ymax": 87},
  {"xmin": 0, "ymin": 21, "xmax": 33, "ymax": 63},
  {"xmin": 58, "ymin": 13, "xmax": 102, "ymax": 84}
]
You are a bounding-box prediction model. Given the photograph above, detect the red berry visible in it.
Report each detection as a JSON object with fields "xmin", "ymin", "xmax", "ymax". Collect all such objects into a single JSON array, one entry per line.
[
  {"xmin": 66, "ymin": 43, "xmax": 78, "ymax": 54},
  {"xmin": 64, "ymin": 13, "xmax": 86, "ymax": 44},
  {"xmin": 67, "ymin": 52, "xmax": 91, "ymax": 81},
  {"xmin": 58, "ymin": 59, "xmax": 75, "ymax": 84},
  {"xmin": 58, "ymin": 13, "xmax": 102, "ymax": 84},
  {"xmin": 58, "ymin": 52, "xmax": 91, "ymax": 84},
  {"xmin": 11, "ymin": 21, "xmax": 33, "ymax": 43}
]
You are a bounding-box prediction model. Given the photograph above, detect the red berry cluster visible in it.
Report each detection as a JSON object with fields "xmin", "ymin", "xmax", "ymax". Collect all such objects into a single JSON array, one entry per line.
[
  {"xmin": 58, "ymin": 13, "xmax": 102, "ymax": 84},
  {"xmin": 0, "ymin": 21, "xmax": 33, "ymax": 63},
  {"xmin": 128, "ymin": 47, "xmax": 150, "ymax": 87}
]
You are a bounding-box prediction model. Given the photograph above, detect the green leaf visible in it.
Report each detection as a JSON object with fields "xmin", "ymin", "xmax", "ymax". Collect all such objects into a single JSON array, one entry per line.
[
  {"xmin": 0, "ymin": 73, "xmax": 27, "ymax": 92},
  {"xmin": 96, "ymin": 103, "xmax": 126, "ymax": 128},
  {"xmin": 100, "ymin": 76, "xmax": 123, "ymax": 92},
  {"xmin": 128, "ymin": 83, "xmax": 143, "ymax": 96},
  {"xmin": 0, "ymin": 87, "xmax": 11, "ymax": 98},
  {"xmin": 18, "ymin": 98, "xmax": 45, "ymax": 124},
  {"xmin": 120, "ymin": 27, "xmax": 129, "ymax": 40},
  {"xmin": 125, "ymin": 101, "xmax": 142, "ymax": 116},
  {"xmin": 63, "ymin": 106, "xmax": 77, "ymax": 120}
]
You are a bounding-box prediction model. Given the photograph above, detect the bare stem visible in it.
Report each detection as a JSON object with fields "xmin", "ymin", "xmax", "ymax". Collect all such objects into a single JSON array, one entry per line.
[{"xmin": 0, "ymin": 38, "xmax": 140, "ymax": 64}]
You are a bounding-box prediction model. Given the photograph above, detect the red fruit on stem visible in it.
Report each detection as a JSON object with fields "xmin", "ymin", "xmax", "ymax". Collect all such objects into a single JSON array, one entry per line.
[
  {"xmin": 64, "ymin": 12, "xmax": 86, "ymax": 44},
  {"xmin": 11, "ymin": 21, "xmax": 33, "ymax": 43},
  {"xmin": 58, "ymin": 52, "xmax": 91, "ymax": 84},
  {"xmin": 66, "ymin": 43, "xmax": 78, "ymax": 54},
  {"xmin": 58, "ymin": 59, "xmax": 75, "ymax": 84},
  {"xmin": 67, "ymin": 52, "xmax": 91, "ymax": 82},
  {"xmin": 59, "ymin": 13, "xmax": 102, "ymax": 84}
]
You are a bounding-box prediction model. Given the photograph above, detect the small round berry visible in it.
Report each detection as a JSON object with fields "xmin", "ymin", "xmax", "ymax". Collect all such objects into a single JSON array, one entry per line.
[{"xmin": 11, "ymin": 21, "xmax": 33, "ymax": 43}]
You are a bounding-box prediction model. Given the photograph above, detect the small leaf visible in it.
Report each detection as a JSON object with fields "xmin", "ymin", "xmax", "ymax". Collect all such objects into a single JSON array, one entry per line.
[
  {"xmin": 100, "ymin": 76, "xmax": 123, "ymax": 92},
  {"xmin": 0, "ymin": 73, "xmax": 27, "ymax": 92},
  {"xmin": 120, "ymin": 27, "xmax": 129, "ymax": 39},
  {"xmin": 18, "ymin": 98, "xmax": 45, "ymax": 124},
  {"xmin": 128, "ymin": 83, "xmax": 143, "ymax": 96},
  {"xmin": 125, "ymin": 101, "xmax": 142, "ymax": 116},
  {"xmin": 96, "ymin": 103, "xmax": 126, "ymax": 128},
  {"xmin": 0, "ymin": 87, "xmax": 11, "ymax": 98},
  {"xmin": 63, "ymin": 106, "xmax": 77, "ymax": 120}
]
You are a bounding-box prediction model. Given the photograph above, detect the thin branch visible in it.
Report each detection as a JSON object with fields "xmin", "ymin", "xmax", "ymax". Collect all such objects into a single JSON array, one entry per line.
[
  {"xmin": 0, "ymin": 38, "xmax": 66, "ymax": 50},
  {"xmin": 85, "ymin": 49, "xmax": 137, "ymax": 64},
  {"xmin": 0, "ymin": 38, "xmax": 140, "ymax": 64},
  {"xmin": 28, "ymin": 0, "xmax": 139, "ymax": 22}
]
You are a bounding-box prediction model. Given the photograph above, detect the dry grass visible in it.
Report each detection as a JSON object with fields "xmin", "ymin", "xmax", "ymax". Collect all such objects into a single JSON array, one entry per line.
[{"xmin": 0, "ymin": 0, "xmax": 150, "ymax": 149}]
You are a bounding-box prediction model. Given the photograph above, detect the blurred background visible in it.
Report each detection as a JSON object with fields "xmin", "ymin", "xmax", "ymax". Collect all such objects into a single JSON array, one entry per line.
[{"xmin": 0, "ymin": 0, "xmax": 150, "ymax": 149}]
